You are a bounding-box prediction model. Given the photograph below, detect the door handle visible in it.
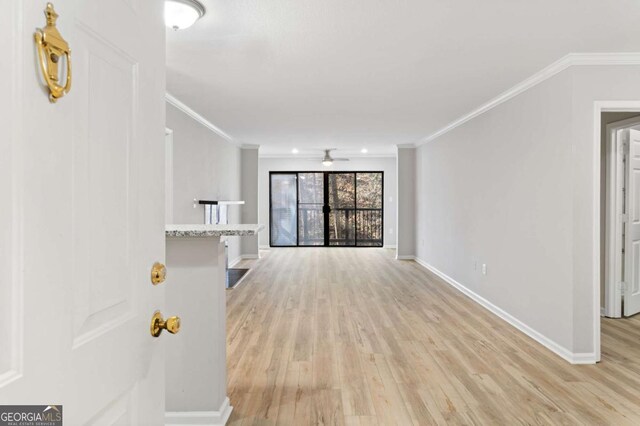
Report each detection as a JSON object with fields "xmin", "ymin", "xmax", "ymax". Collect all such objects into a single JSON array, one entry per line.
[
  {"xmin": 150, "ymin": 311, "xmax": 181, "ymax": 337},
  {"xmin": 151, "ymin": 262, "xmax": 166, "ymax": 285}
]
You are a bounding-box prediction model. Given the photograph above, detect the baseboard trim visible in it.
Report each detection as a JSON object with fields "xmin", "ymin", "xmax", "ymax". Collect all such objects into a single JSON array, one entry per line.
[
  {"xmin": 412, "ymin": 257, "xmax": 597, "ymax": 365},
  {"xmin": 396, "ymin": 255, "xmax": 415, "ymax": 260},
  {"xmin": 165, "ymin": 397, "xmax": 233, "ymax": 426},
  {"xmin": 241, "ymin": 254, "xmax": 259, "ymax": 260},
  {"xmin": 259, "ymin": 245, "xmax": 270, "ymax": 250},
  {"xmin": 228, "ymin": 256, "xmax": 242, "ymax": 268},
  {"xmin": 383, "ymin": 245, "xmax": 397, "ymax": 249}
]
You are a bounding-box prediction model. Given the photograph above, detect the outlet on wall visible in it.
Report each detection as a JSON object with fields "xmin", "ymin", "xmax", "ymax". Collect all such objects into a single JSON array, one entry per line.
[
  {"xmin": 389, "ymin": 228, "xmax": 393, "ymax": 234},
  {"xmin": 482, "ymin": 264, "xmax": 487, "ymax": 275}
]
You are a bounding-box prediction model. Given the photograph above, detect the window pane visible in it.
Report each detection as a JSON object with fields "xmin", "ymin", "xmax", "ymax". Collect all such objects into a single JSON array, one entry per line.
[
  {"xmin": 298, "ymin": 205, "xmax": 324, "ymax": 246},
  {"xmin": 328, "ymin": 173, "xmax": 355, "ymax": 209},
  {"xmin": 298, "ymin": 173, "xmax": 324, "ymax": 246},
  {"xmin": 298, "ymin": 173, "xmax": 323, "ymax": 204},
  {"xmin": 356, "ymin": 173, "xmax": 382, "ymax": 209},
  {"xmin": 356, "ymin": 210, "xmax": 383, "ymax": 246},
  {"xmin": 329, "ymin": 209, "xmax": 356, "ymax": 246},
  {"xmin": 270, "ymin": 174, "xmax": 297, "ymax": 246}
]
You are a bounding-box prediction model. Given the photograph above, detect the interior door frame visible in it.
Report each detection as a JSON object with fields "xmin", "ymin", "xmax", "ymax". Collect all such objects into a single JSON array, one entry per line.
[
  {"xmin": 604, "ymin": 117, "xmax": 640, "ymax": 318},
  {"xmin": 268, "ymin": 171, "xmax": 384, "ymax": 248},
  {"xmin": 594, "ymin": 101, "xmax": 640, "ymax": 363}
]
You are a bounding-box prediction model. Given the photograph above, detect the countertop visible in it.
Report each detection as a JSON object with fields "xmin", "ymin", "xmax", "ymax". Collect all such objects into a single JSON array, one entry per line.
[{"xmin": 165, "ymin": 224, "xmax": 264, "ymax": 238}]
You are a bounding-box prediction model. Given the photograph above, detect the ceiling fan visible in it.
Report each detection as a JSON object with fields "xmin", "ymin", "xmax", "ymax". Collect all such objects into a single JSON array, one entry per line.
[{"xmin": 320, "ymin": 149, "xmax": 349, "ymax": 167}]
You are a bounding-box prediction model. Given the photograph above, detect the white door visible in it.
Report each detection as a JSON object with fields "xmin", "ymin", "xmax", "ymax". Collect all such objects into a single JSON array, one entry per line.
[
  {"xmin": 0, "ymin": 1, "xmax": 167, "ymax": 424},
  {"xmin": 624, "ymin": 129, "xmax": 640, "ymax": 317}
]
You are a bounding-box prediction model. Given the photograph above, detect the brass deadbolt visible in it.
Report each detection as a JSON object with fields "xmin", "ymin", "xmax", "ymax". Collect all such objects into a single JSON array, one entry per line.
[
  {"xmin": 150, "ymin": 311, "xmax": 181, "ymax": 337},
  {"xmin": 151, "ymin": 262, "xmax": 166, "ymax": 285}
]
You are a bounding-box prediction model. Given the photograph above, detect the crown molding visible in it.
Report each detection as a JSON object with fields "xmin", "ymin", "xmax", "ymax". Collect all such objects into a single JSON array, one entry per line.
[
  {"xmin": 258, "ymin": 153, "xmax": 396, "ymax": 159},
  {"xmin": 240, "ymin": 144, "xmax": 260, "ymax": 150},
  {"xmin": 416, "ymin": 52, "xmax": 640, "ymax": 146},
  {"xmin": 396, "ymin": 143, "xmax": 416, "ymax": 149},
  {"xmin": 165, "ymin": 92, "xmax": 235, "ymax": 143}
]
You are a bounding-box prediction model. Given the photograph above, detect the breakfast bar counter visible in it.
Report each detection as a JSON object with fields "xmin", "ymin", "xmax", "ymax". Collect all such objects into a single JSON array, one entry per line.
[{"xmin": 164, "ymin": 224, "xmax": 263, "ymax": 425}]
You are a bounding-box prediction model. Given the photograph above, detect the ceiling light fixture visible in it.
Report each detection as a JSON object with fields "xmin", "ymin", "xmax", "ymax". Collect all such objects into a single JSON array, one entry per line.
[
  {"xmin": 292, "ymin": 148, "xmax": 299, "ymax": 154},
  {"xmin": 361, "ymin": 148, "xmax": 368, "ymax": 154},
  {"xmin": 165, "ymin": 0, "xmax": 205, "ymax": 30},
  {"xmin": 322, "ymin": 150, "xmax": 333, "ymax": 166}
]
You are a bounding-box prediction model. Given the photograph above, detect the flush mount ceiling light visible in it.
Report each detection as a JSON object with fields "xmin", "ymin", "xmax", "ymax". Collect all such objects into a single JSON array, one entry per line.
[{"xmin": 165, "ymin": 0, "xmax": 205, "ymax": 30}]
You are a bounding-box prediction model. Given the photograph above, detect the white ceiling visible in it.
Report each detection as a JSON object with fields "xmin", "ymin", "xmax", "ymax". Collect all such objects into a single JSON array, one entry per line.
[{"xmin": 166, "ymin": 0, "xmax": 640, "ymax": 156}]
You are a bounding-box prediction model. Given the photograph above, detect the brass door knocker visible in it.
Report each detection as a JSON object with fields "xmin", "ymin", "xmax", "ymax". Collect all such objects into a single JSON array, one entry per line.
[{"xmin": 35, "ymin": 3, "xmax": 72, "ymax": 103}]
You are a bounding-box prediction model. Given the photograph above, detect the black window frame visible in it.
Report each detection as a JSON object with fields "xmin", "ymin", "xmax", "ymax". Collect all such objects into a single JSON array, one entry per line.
[{"xmin": 269, "ymin": 171, "xmax": 384, "ymax": 248}]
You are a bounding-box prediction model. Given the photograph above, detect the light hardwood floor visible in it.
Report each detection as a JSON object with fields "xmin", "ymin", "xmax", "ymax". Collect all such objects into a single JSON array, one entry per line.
[{"xmin": 226, "ymin": 248, "xmax": 640, "ymax": 425}]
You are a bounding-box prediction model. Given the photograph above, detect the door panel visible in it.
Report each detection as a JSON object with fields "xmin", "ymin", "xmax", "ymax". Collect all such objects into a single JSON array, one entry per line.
[
  {"xmin": 0, "ymin": 1, "xmax": 166, "ymax": 423},
  {"xmin": 328, "ymin": 173, "xmax": 356, "ymax": 246},
  {"xmin": 270, "ymin": 174, "xmax": 298, "ymax": 246},
  {"xmin": 625, "ymin": 129, "xmax": 640, "ymax": 316},
  {"xmin": 0, "ymin": 0, "xmax": 19, "ymax": 386},
  {"xmin": 298, "ymin": 173, "xmax": 324, "ymax": 246},
  {"xmin": 329, "ymin": 209, "xmax": 356, "ymax": 246}
]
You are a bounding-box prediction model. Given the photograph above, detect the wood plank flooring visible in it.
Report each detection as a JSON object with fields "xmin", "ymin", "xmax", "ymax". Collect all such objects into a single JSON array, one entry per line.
[{"xmin": 226, "ymin": 248, "xmax": 640, "ymax": 425}]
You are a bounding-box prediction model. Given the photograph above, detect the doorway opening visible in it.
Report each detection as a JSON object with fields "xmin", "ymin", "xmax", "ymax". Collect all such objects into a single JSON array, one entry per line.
[
  {"xmin": 603, "ymin": 113, "xmax": 640, "ymax": 318},
  {"xmin": 269, "ymin": 171, "xmax": 384, "ymax": 247}
]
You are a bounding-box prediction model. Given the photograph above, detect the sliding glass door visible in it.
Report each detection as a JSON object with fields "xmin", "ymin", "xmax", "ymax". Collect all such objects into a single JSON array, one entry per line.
[
  {"xmin": 298, "ymin": 173, "xmax": 324, "ymax": 246},
  {"xmin": 270, "ymin": 171, "xmax": 384, "ymax": 247},
  {"xmin": 269, "ymin": 174, "xmax": 297, "ymax": 246},
  {"xmin": 328, "ymin": 173, "xmax": 356, "ymax": 246}
]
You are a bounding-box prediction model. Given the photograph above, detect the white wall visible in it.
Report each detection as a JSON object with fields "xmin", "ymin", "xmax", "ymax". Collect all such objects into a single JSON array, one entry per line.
[
  {"xmin": 396, "ymin": 147, "xmax": 416, "ymax": 258},
  {"xmin": 240, "ymin": 147, "xmax": 259, "ymax": 258},
  {"xmin": 166, "ymin": 102, "xmax": 242, "ymax": 263},
  {"xmin": 258, "ymin": 157, "xmax": 397, "ymax": 248},
  {"xmin": 414, "ymin": 64, "xmax": 640, "ymax": 361}
]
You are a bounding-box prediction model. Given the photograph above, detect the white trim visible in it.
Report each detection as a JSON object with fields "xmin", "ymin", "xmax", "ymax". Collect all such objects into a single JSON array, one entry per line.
[
  {"xmin": 593, "ymin": 101, "xmax": 640, "ymax": 363},
  {"xmin": 396, "ymin": 255, "xmax": 415, "ymax": 260},
  {"xmin": 229, "ymin": 254, "xmax": 259, "ymax": 267},
  {"xmin": 383, "ymin": 245, "xmax": 397, "ymax": 249},
  {"xmin": 413, "ymin": 257, "xmax": 597, "ymax": 364},
  {"xmin": 165, "ymin": 93, "xmax": 235, "ymax": 143},
  {"xmin": 165, "ymin": 129, "xmax": 174, "ymax": 225},
  {"xmin": 604, "ymin": 117, "xmax": 640, "ymax": 318},
  {"xmin": 165, "ymin": 397, "xmax": 232, "ymax": 426},
  {"xmin": 0, "ymin": 0, "xmax": 25, "ymax": 388},
  {"xmin": 228, "ymin": 256, "xmax": 242, "ymax": 268},
  {"xmin": 417, "ymin": 53, "xmax": 640, "ymax": 146},
  {"xmin": 601, "ymin": 307, "xmax": 606, "ymax": 317},
  {"xmin": 259, "ymin": 245, "xmax": 270, "ymax": 250}
]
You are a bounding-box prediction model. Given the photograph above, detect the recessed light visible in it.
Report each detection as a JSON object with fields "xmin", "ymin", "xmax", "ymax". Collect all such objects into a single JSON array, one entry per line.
[
  {"xmin": 361, "ymin": 148, "xmax": 368, "ymax": 154},
  {"xmin": 292, "ymin": 148, "xmax": 299, "ymax": 154}
]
